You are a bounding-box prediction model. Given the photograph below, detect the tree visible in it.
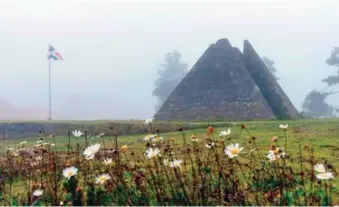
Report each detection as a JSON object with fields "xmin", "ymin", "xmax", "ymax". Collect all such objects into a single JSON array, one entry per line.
[
  {"xmin": 301, "ymin": 90, "xmax": 339, "ymax": 118},
  {"xmin": 322, "ymin": 47, "xmax": 339, "ymax": 86},
  {"xmin": 153, "ymin": 51, "xmax": 188, "ymax": 110},
  {"xmin": 262, "ymin": 57, "xmax": 280, "ymax": 80}
]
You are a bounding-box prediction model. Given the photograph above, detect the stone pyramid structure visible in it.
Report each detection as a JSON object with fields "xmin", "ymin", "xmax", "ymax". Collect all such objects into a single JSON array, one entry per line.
[
  {"xmin": 242, "ymin": 40, "xmax": 299, "ymax": 119},
  {"xmin": 154, "ymin": 38, "xmax": 298, "ymax": 121}
]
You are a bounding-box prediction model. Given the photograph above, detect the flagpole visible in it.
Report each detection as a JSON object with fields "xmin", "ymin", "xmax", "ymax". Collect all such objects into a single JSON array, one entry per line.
[{"xmin": 48, "ymin": 58, "xmax": 52, "ymax": 121}]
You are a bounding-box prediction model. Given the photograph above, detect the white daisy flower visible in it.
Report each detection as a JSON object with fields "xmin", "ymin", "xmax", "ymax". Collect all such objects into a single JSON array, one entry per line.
[
  {"xmin": 279, "ymin": 124, "xmax": 288, "ymax": 129},
  {"xmin": 271, "ymin": 147, "xmax": 286, "ymax": 158},
  {"xmin": 19, "ymin": 141, "xmax": 27, "ymax": 145},
  {"xmin": 145, "ymin": 148, "xmax": 161, "ymax": 159},
  {"xmin": 72, "ymin": 130, "xmax": 83, "ymax": 137},
  {"xmin": 219, "ymin": 129, "xmax": 231, "ymax": 137},
  {"xmin": 102, "ymin": 158, "xmax": 113, "ymax": 165},
  {"xmin": 278, "ymin": 152, "xmax": 288, "ymax": 159},
  {"xmin": 191, "ymin": 138, "xmax": 198, "ymax": 142},
  {"xmin": 33, "ymin": 144, "xmax": 42, "ymax": 148},
  {"xmin": 163, "ymin": 159, "xmax": 169, "ymax": 166},
  {"xmin": 83, "ymin": 143, "xmax": 101, "ymax": 158},
  {"xmin": 62, "ymin": 166, "xmax": 78, "ymax": 179},
  {"xmin": 143, "ymin": 134, "xmax": 155, "ymax": 141},
  {"xmin": 51, "ymin": 143, "xmax": 55, "ymax": 147},
  {"xmin": 169, "ymin": 159, "xmax": 183, "ymax": 168},
  {"xmin": 95, "ymin": 173, "xmax": 111, "ymax": 184},
  {"xmin": 266, "ymin": 151, "xmax": 278, "ymax": 162},
  {"xmin": 144, "ymin": 118, "xmax": 154, "ymax": 124},
  {"xmin": 152, "ymin": 136, "xmax": 163, "ymax": 142},
  {"xmin": 85, "ymin": 154, "xmax": 95, "ymax": 160},
  {"xmin": 36, "ymin": 140, "xmax": 43, "ymax": 144},
  {"xmin": 190, "ymin": 134, "xmax": 198, "ymax": 142},
  {"xmin": 205, "ymin": 142, "xmax": 215, "ymax": 149},
  {"xmin": 33, "ymin": 189, "xmax": 43, "ymax": 197},
  {"xmin": 316, "ymin": 172, "xmax": 334, "ymax": 180},
  {"xmin": 314, "ymin": 164, "xmax": 326, "ymax": 173},
  {"xmin": 224, "ymin": 143, "xmax": 244, "ymax": 158}
]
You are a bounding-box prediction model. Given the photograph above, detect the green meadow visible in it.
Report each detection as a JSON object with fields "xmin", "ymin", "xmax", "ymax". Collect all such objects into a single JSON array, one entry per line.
[
  {"xmin": 3, "ymin": 119, "xmax": 339, "ymax": 162},
  {"xmin": 0, "ymin": 119, "xmax": 338, "ymax": 205}
]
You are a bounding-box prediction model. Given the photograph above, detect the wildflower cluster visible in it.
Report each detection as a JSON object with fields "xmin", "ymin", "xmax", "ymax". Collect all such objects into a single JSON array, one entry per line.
[{"xmin": 0, "ymin": 122, "xmax": 337, "ymax": 206}]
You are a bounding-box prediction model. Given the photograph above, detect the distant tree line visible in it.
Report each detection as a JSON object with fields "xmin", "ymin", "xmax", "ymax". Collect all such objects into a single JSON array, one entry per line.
[
  {"xmin": 301, "ymin": 47, "xmax": 339, "ymax": 118},
  {"xmin": 263, "ymin": 49, "xmax": 339, "ymax": 118},
  {"xmin": 262, "ymin": 57, "xmax": 279, "ymax": 80},
  {"xmin": 152, "ymin": 51, "xmax": 188, "ymax": 111}
]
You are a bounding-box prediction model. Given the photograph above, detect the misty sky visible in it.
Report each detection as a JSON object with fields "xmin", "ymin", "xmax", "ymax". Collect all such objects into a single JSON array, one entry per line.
[{"xmin": 0, "ymin": 0, "xmax": 338, "ymax": 120}]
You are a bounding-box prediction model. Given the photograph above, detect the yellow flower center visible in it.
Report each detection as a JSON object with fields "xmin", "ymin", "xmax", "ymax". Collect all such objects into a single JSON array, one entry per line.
[
  {"xmin": 99, "ymin": 177, "xmax": 106, "ymax": 182},
  {"xmin": 67, "ymin": 172, "xmax": 74, "ymax": 177},
  {"xmin": 231, "ymin": 149, "xmax": 239, "ymax": 155}
]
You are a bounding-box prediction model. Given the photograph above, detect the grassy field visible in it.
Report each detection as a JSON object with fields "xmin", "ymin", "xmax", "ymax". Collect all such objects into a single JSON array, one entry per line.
[
  {"xmin": 0, "ymin": 119, "xmax": 338, "ymax": 205},
  {"xmin": 3, "ymin": 119, "xmax": 339, "ymax": 160}
]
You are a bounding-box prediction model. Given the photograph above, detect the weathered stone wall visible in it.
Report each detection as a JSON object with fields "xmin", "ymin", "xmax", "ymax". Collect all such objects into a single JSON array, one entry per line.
[{"xmin": 154, "ymin": 38, "xmax": 277, "ymax": 121}]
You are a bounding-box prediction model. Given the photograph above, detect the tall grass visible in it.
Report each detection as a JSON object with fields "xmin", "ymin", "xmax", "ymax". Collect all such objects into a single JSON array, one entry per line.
[{"xmin": 0, "ymin": 122, "xmax": 337, "ymax": 206}]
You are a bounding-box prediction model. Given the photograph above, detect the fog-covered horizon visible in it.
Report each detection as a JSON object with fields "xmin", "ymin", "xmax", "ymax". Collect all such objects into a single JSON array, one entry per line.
[{"xmin": 0, "ymin": 0, "xmax": 339, "ymax": 120}]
